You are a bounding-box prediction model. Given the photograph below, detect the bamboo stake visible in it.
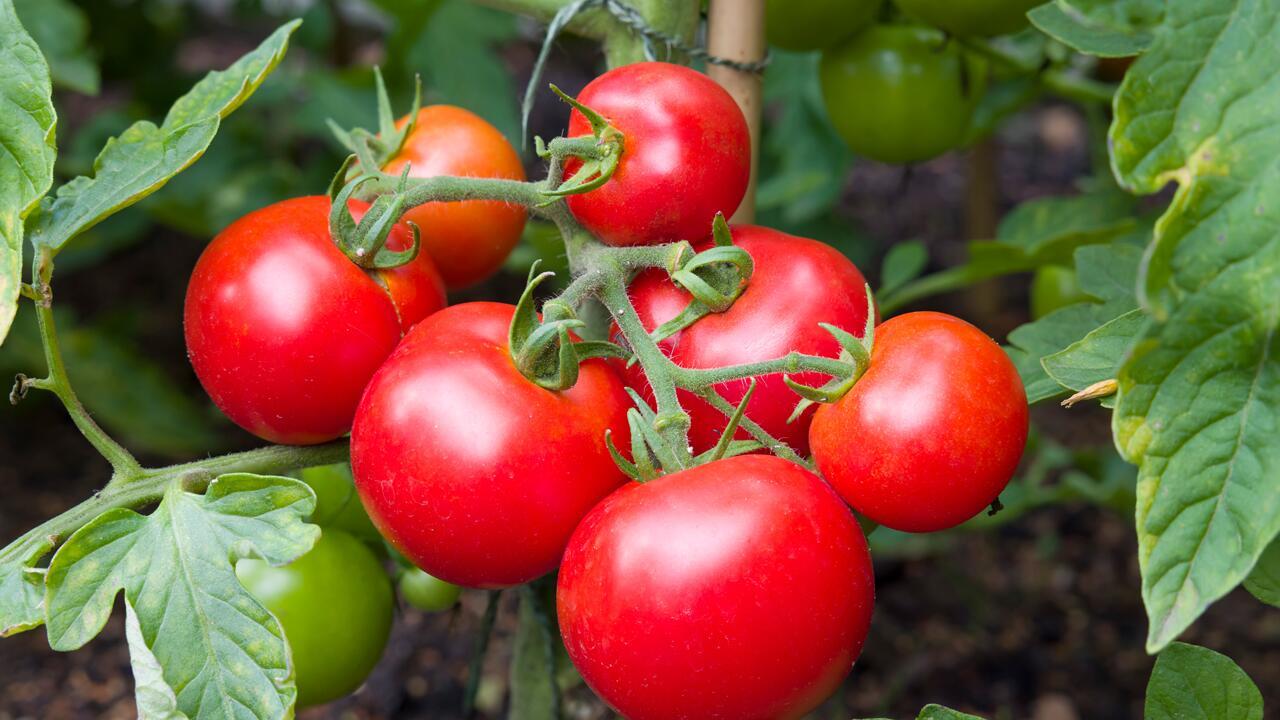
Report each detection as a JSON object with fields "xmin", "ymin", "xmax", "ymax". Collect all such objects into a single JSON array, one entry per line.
[{"xmin": 706, "ymin": 0, "xmax": 765, "ymax": 223}]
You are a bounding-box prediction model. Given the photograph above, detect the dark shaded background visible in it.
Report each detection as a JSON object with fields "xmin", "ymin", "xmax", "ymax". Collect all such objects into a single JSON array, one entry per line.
[{"xmin": 1, "ymin": 1, "xmax": 1277, "ymax": 718}]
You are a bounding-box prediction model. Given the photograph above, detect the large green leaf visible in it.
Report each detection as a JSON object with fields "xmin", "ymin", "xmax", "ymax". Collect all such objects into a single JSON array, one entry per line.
[
  {"xmin": 13, "ymin": 0, "xmax": 97, "ymax": 94},
  {"xmin": 1028, "ymin": 0, "xmax": 1160, "ymax": 57},
  {"xmin": 1108, "ymin": 0, "xmax": 1280, "ymax": 652},
  {"xmin": 1144, "ymin": 642, "xmax": 1263, "ymax": 720},
  {"xmin": 44, "ymin": 474, "xmax": 319, "ymax": 719},
  {"xmin": 26, "ymin": 20, "xmax": 299, "ymax": 254},
  {"xmin": 1242, "ymin": 536, "xmax": 1280, "ymax": 607},
  {"xmin": 1042, "ymin": 308, "xmax": 1146, "ymax": 407},
  {"xmin": 0, "ymin": 0, "xmax": 56, "ymax": 346}
]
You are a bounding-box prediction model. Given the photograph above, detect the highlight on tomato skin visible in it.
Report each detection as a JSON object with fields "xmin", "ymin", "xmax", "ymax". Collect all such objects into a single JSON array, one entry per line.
[
  {"xmin": 349, "ymin": 301, "xmax": 632, "ymax": 590},
  {"xmin": 810, "ymin": 311, "xmax": 1030, "ymax": 533},
  {"xmin": 183, "ymin": 195, "xmax": 446, "ymax": 446},
  {"xmin": 557, "ymin": 454, "xmax": 875, "ymax": 720},
  {"xmin": 563, "ymin": 61, "xmax": 751, "ymax": 247},
  {"xmin": 383, "ymin": 105, "xmax": 528, "ymax": 289},
  {"xmin": 618, "ymin": 224, "xmax": 875, "ymax": 456}
]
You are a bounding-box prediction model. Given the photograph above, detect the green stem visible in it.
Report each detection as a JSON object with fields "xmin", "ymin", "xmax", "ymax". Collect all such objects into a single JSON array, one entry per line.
[
  {"xmin": 956, "ymin": 36, "xmax": 1116, "ymax": 105},
  {"xmin": 674, "ymin": 353, "xmax": 854, "ymax": 390},
  {"xmin": 30, "ymin": 249, "xmax": 144, "ymax": 480},
  {"xmin": 697, "ymin": 389, "xmax": 813, "ymax": 470}
]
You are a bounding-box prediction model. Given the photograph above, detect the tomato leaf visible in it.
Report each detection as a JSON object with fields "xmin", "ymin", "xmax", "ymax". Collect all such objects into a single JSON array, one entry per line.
[
  {"xmin": 1144, "ymin": 643, "xmax": 1262, "ymax": 720},
  {"xmin": 879, "ymin": 240, "xmax": 928, "ymax": 296},
  {"xmin": 1242, "ymin": 536, "xmax": 1280, "ymax": 608},
  {"xmin": 1108, "ymin": 0, "xmax": 1280, "ymax": 653},
  {"xmin": 124, "ymin": 604, "xmax": 184, "ymax": 720},
  {"xmin": 13, "ymin": 0, "xmax": 97, "ymax": 94},
  {"xmin": 0, "ymin": 0, "xmax": 56, "ymax": 347},
  {"xmin": 1028, "ymin": 0, "xmax": 1159, "ymax": 57},
  {"xmin": 26, "ymin": 20, "xmax": 299, "ymax": 255},
  {"xmin": 43, "ymin": 474, "xmax": 319, "ymax": 719},
  {"xmin": 917, "ymin": 706, "xmax": 985, "ymax": 720},
  {"xmin": 1042, "ymin": 308, "xmax": 1146, "ymax": 408},
  {"xmin": 0, "ymin": 535, "xmax": 53, "ymax": 637}
]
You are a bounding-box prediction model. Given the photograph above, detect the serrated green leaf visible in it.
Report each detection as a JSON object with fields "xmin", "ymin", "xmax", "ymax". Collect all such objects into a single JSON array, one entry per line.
[
  {"xmin": 880, "ymin": 240, "xmax": 928, "ymax": 296},
  {"xmin": 0, "ymin": 0, "xmax": 56, "ymax": 346},
  {"xmin": 1043, "ymin": 308, "xmax": 1146, "ymax": 407},
  {"xmin": 1242, "ymin": 536, "xmax": 1280, "ymax": 607},
  {"xmin": 509, "ymin": 582, "xmax": 560, "ymax": 720},
  {"xmin": 44, "ymin": 474, "xmax": 319, "ymax": 719},
  {"xmin": 26, "ymin": 20, "xmax": 299, "ymax": 255},
  {"xmin": 1108, "ymin": 0, "xmax": 1280, "ymax": 653},
  {"xmin": 1144, "ymin": 642, "xmax": 1263, "ymax": 720},
  {"xmin": 1074, "ymin": 240, "xmax": 1146, "ymax": 303},
  {"xmin": 1028, "ymin": 0, "xmax": 1155, "ymax": 57},
  {"xmin": 14, "ymin": 0, "xmax": 98, "ymax": 94},
  {"xmin": 0, "ymin": 535, "xmax": 53, "ymax": 637},
  {"xmin": 918, "ymin": 705, "xmax": 986, "ymax": 720},
  {"xmin": 986, "ymin": 189, "xmax": 1137, "ymax": 266}
]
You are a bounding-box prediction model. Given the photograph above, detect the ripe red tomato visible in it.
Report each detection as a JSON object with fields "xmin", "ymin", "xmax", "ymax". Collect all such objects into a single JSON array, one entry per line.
[
  {"xmin": 185, "ymin": 196, "xmax": 445, "ymax": 445},
  {"xmin": 350, "ymin": 302, "xmax": 632, "ymax": 588},
  {"xmin": 810, "ymin": 312, "xmax": 1028, "ymax": 532},
  {"xmin": 565, "ymin": 62, "xmax": 750, "ymax": 247},
  {"xmin": 620, "ymin": 225, "xmax": 873, "ymax": 455},
  {"xmin": 558, "ymin": 454, "xmax": 875, "ymax": 720},
  {"xmin": 383, "ymin": 105, "xmax": 527, "ymax": 289}
]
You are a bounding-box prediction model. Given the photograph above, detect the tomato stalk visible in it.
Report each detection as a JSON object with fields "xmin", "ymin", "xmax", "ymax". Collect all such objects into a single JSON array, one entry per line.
[{"xmin": 955, "ymin": 36, "xmax": 1117, "ymax": 104}]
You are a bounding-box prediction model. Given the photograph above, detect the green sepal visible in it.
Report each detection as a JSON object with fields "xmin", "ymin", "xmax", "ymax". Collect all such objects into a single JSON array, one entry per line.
[
  {"xmin": 327, "ymin": 67, "xmax": 422, "ymax": 168},
  {"xmin": 695, "ymin": 439, "xmax": 765, "ymax": 463},
  {"xmin": 706, "ymin": 380, "xmax": 757, "ymax": 463},
  {"xmin": 605, "ymin": 429, "xmax": 642, "ymax": 481},
  {"xmin": 507, "ymin": 267, "xmax": 597, "ymax": 391}
]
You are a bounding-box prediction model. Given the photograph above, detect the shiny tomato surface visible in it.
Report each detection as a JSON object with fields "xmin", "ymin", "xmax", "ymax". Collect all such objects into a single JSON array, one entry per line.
[
  {"xmin": 620, "ymin": 225, "xmax": 873, "ymax": 455},
  {"xmin": 384, "ymin": 105, "xmax": 527, "ymax": 289},
  {"xmin": 811, "ymin": 312, "xmax": 1029, "ymax": 532},
  {"xmin": 184, "ymin": 196, "xmax": 445, "ymax": 445},
  {"xmin": 558, "ymin": 454, "xmax": 875, "ymax": 720},
  {"xmin": 565, "ymin": 62, "xmax": 750, "ymax": 247},
  {"xmin": 350, "ymin": 302, "xmax": 632, "ymax": 588}
]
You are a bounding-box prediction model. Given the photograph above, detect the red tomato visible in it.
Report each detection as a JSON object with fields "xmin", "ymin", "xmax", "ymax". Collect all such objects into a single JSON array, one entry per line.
[
  {"xmin": 558, "ymin": 454, "xmax": 875, "ymax": 720},
  {"xmin": 619, "ymin": 225, "xmax": 873, "ymax": 455},
  {"xmin": 185, "ymin": 196, "xmax": 445, "ymax": 445},
  {"xmin": 565, "ymin": 62, "xmax": 750, "ymax": 247},
  {"xmin": 383, "ymin": 105, "xmax": 527, "ymax": 289},
  {"xmin": 350, "ymin": 302, "xmax": 632, "ymax": 588},
  {"xmin": 810, "ymin": 312, "xmax": 1028, "ymax": 532}
]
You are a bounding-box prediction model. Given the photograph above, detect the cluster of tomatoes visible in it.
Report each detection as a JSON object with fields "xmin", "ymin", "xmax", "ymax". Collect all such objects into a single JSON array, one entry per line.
[
  {"xmin": 768, "ymin": 0, "xmax": 1042, "ymax": 164},
  {"xmin": 184, "ymin": 59, "xmax": 1028, "ymax": 717}
]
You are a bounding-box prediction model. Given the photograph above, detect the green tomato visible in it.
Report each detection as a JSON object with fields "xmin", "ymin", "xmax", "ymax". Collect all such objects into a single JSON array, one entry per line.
[
  {"xmin": 820, "ymin": 25, "xmax": 985, "ymax": 164},
  {"xmin": 765, "ymin": 0, "xmax": 883, "ymax": 51},
  {"xmin": 297, "ymin": 463, "xmax": 382, "ymax": 544},
  {"xmin": 398, "ymin": 568, "xmax": 462, "ymax": 612},
  {"xmin": 1030, "ymin": 265, "xmax": 1090, "ymax": 319},
  {"xmin": 893, "ymin": 0, "xmax": 1042, "ymax": 37},
  {"xmin": 237, "ymin": 529, "xmax": 393, "ymax": 708}
]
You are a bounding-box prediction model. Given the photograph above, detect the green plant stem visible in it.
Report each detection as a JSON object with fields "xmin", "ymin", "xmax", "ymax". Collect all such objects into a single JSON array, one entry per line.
[
  {"xmin": 697, "ymin": 389, "xmax": 814, "ymax": 470},
  {"xmin": 675, "ymin": 353, "xmax": 854, "ymax": 389},
  {"xmin": 956, "ymin": 37, "xmax": 1116, "ymax": 104}
]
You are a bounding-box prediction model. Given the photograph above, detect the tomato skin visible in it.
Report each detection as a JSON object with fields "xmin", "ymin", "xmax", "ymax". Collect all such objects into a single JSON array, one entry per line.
[
  {"xmin": 894, "ymin": 0, "xmax": 1041, "ymax": 37},
  {"xmin": 558, "ymin": 455, "xmax": 875, "ymax": 720},
  {"xmin": 237, "ymin": 529, "xmax": 393, "ymax": 708},
  {"xmin": 820, "ymin": 25, "xmax": 984, "ymax": 164},
  {"xmin": 766, "ymin": 0, "xmax": 883, "ymax": 51},
  {"xmin": 620, "ymin": 225, "xmax": 873, "ymax": 455},
  {"xmin": 810, "ymin": 312, "xmax": 1028, "ymax": 532},
  {"xmin": 350, "ymin": 302, "xmax": 632, "ymax": 588},
  {"xmin": 384, "ymin": 106, "xmax": 527, "ymax": 289},
  {"xmin": 565, "ymin": 62, "xmax": 750, "ymax": 247},
  {"xmin": 398, "ymin": 568, "xmax": 462, "ymax": 612},
  {"xmin": 297, "ymin": 463, "xmax": 383, "ymax": 544},
  {"xmin": 184, "ymin": 196, "xmax": 445, "ymax": 445}
]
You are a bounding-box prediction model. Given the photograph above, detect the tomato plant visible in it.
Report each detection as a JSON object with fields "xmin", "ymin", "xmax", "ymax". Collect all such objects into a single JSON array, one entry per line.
[
  {"xmin": 819, "ymin": 24, "xmax": 985, "ymax": 164},
  {"xmin": 237, "ymin": 529, "xmax": 394, "ymax": 708},
  {"xmin": 564, "ymin": 62, "xmax": 751, "ymax": 247},
  {"xmin": 399, "ymin": 567, "xmax": 463, "ymax": 612},
  {"xmin": 1030, "ymin": 264, "xmax": 1089, "ymax": 319},
  {"xmin": 184, "ymin": 195, "xmax": 446, "ymax": 445},
  {"xmin": 811, "ymin": 312, "xmax": 1028, "ymax": 532},
  {"xmin": 350, "ymin": 302, "xmax": 632, "ymax": 588},
  {"xmin": 620, "ymin": 224, "xmax": 874, "ymax": 455},
  {"xmin": 383, "ymin": 105, "xmax": 527, "ymax": 289},
  {"xmin": 558, "ymin": 454, "xmax": 874, "ymax": 720},
  {"xmin": 765, "ymin": 0, "xmax": 882, "ymax": 51},
  {"xmin": 893, "ymin": 0, "xmax": 1042, "ymax": 37}
]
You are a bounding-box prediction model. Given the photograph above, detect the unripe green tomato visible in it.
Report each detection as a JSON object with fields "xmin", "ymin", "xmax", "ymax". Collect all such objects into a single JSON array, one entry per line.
[
  {"xmin": 893, "ymin": 0, "xmax": 1042, "ymax": 37},
  {"xmin": 765, "ymin": 0, "xmax": 883, "ymax": 51},
  {"xmin": 297, "ymin": 463, "xmax": 382, "ymax": 544},
  {"xmin": 819, "ymin": 25, "xmax": 985, "ymax": 164},
  {"xmin": 1030, "ymin": 265, "xmax": 1090, "ymax": 319},
  {"xmin": 398, "ymin": 568, "xmax": 462, "ymax": 612},
  {"xmin": 237, "ymin": 529, "xmax": 393, "ymax": 708}
]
